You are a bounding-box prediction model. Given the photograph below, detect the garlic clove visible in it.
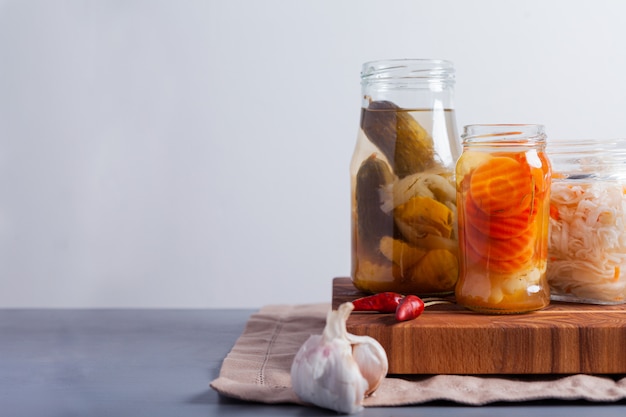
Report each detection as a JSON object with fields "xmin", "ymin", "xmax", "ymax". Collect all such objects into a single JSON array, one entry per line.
[{"xmin": 349, "ymin": 334, "xmax": 388, "ymax": 396}]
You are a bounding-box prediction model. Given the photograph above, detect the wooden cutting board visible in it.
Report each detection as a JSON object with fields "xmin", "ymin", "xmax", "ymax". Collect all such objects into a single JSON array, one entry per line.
[{"xmin": 332, "ymin": 277, "xmax": 626, "ymax": 375}]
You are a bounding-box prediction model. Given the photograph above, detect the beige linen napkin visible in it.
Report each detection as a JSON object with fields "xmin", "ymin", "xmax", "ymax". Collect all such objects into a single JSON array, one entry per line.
[{"xmin": 210, "ymin": 303, "xmax": 626, "ymax": 406}]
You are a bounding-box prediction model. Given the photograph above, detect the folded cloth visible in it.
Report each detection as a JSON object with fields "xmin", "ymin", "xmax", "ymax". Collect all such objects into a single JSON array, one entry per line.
[{"xmin": 210, "ymin": 303, "xmax": 626, "ymax": 406}]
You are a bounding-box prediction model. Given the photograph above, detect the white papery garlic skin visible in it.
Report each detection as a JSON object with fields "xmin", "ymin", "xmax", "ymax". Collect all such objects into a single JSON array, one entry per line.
[{"xmin": 290, "ymin": 302, "xmax": 388, "ymax": 414}]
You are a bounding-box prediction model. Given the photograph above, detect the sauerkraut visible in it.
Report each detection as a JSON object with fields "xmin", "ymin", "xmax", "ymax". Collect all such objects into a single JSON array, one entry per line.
[{"xmin": 547, "ymin": 180, "xmax": 626, "ymax": 304}]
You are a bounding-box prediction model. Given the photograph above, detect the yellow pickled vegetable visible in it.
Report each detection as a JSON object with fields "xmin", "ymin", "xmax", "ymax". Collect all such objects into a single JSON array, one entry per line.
[
  {"xmin": 352, "ymin": 260, "xmax": 400, "ymax": 293},
  {"xmin": 379, "ymin": 236, "xmax": 427, "ymax": 271},
  {"xmin": 394, "ymin": 196, "xmax": 454, "ymax": 244},
  {"xmin": 407, "ymin": 249, "xmax": 458, "ymax": 292}
]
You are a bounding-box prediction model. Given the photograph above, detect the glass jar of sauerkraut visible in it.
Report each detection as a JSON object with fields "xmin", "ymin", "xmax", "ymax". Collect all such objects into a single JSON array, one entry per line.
[
  {"xmin": 455, "ymin": 124, "xmax": 552, "ymax": 314},
  {"xmin": 547, "ymin": 139, "xmax": 626, "ymax": 305}
]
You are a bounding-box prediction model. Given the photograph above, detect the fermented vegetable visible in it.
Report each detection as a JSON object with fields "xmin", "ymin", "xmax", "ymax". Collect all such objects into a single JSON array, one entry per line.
[
  {"xmin": 351, "ymin": 100, "xmax": 459, "ymax": 295},
  {"xmin": 547, "ymin": 180, "xmax": 626, "ymax": 304},
  {"xmin": 454, "ymin": 128, "xmax": 551, "ymax": 314},
  {"xmin": 360, "ymin": 100, "xmax": 436, "ymax": 177}
]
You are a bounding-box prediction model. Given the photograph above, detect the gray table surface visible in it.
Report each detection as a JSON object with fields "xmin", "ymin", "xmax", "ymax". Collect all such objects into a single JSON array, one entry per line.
[{"xmin": 1, "ymin": 309, "xmax": 625, "ymax": 417}]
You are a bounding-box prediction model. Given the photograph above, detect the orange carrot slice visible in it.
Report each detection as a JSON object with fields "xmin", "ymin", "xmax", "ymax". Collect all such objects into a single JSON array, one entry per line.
[
  {"xmin": 549, "ymin": 204, "xmax": 560, "ymax": 221},
  {"xmin": 464, "ymin": 193, "xmax": 534, "ymax": 239},
  {"xmin": 469, "ymin": 156, "xmax": 533, "ymax": 217},
  {"xmin": 462, "ymin": 236, "xmax": 533, "ymax": 274},
  {"xmin": 464, "ymin": 220, "xmax": 534, "ymax": 262}
]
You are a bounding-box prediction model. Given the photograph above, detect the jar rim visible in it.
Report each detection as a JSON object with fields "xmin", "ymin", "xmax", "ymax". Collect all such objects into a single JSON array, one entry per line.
[
  {"xmin": 547, "ymin": 138, "xmax": 626, "ymax": 148},
  {"xmin": 547, "ymin": 139, "xmax": 626, "ymax": 164},
  {"xmin": 361, "ymin": 59, "xmax": 455, "ymax": 82},
  {"xmin": 462, "ymin": 124, "xmax": 546, "ymax": 144}
]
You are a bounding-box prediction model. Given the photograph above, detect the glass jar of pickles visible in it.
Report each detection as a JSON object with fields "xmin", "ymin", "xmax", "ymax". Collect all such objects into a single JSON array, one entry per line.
[
  {"xmin": 547, "ymin": 139, "xmax": 626, "ymax": 304},
  {"xmin": 350, "ymin": 59, "xmax": 461, "ymax": 295},
  {"xmin": 455, "ymin": 124, "xmax": 552, "ymax": 313}
]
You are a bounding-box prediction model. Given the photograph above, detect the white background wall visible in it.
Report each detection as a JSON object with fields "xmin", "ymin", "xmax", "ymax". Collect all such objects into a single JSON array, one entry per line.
[{"xmin": 1, "ymin": 0, "xmax": 626, "ymax": 308}]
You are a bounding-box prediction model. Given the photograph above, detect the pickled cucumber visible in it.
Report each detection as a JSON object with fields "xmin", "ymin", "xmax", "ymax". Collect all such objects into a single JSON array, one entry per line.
[
  {"xmin": 360, "ymin": 100, "xmax": 436, "ymax": 178},
  {"xmin": 355, "ymin": 154, "xmax": 394, "ymax": 257}
]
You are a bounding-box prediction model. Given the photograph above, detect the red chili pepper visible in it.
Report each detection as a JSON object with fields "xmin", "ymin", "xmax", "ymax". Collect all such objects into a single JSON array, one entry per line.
[
  {"xmin": 394, "ymin": 295, "xmax": 424, "ymax": 322},
  {"xmin": 395, "ymin": 297, "xmax": 452, "ymax": 322},
  {"xmin": 352, "ymin": 292, "xmax": 404, "ymax": 313}
]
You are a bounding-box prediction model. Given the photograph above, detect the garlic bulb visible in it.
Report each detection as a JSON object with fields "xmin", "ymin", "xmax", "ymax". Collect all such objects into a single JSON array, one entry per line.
[{"xmin": 290, "ymin": 302, "xmax": 388, "ymax": 414}]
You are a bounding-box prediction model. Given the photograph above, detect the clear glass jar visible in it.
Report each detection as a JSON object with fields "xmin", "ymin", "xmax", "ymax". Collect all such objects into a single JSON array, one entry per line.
[
  {"xmin": 547, "ymin": 139, "xmax": 626, "ymax": 304},
  {"xmin": 350, "ymin": 59, "xmax": 461, "ymax": 295},
  {"xmin": 455, "ymin": 124, "xmax": 552, "ymax": 313}
]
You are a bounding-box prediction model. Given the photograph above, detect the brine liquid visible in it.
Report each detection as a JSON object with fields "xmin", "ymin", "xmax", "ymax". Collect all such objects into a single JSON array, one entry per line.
[
  {"xmin": 351, "ymin": 108, "xmax": 460, "ymax": 295},
  {"xmin": 351, "ymin": 108, "xmax": 460, "ymax": 175}
]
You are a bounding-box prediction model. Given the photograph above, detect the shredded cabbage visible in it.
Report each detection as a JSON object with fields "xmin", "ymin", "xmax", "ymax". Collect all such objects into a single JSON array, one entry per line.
[{"xmin": 547, "ymin": 180, "xmax": 626, "ymax": 304}]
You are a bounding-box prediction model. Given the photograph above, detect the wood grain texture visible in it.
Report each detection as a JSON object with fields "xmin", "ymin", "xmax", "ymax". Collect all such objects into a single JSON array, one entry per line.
[{"xmin": 332, "ymin": 277, "xmax": 626, "ymax": 375}]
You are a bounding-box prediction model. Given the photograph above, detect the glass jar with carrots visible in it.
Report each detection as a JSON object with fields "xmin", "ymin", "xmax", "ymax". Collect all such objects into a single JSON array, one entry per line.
[{"xmin": 454, "ymin": 124, "xmax": 552, "ymax": 313}]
